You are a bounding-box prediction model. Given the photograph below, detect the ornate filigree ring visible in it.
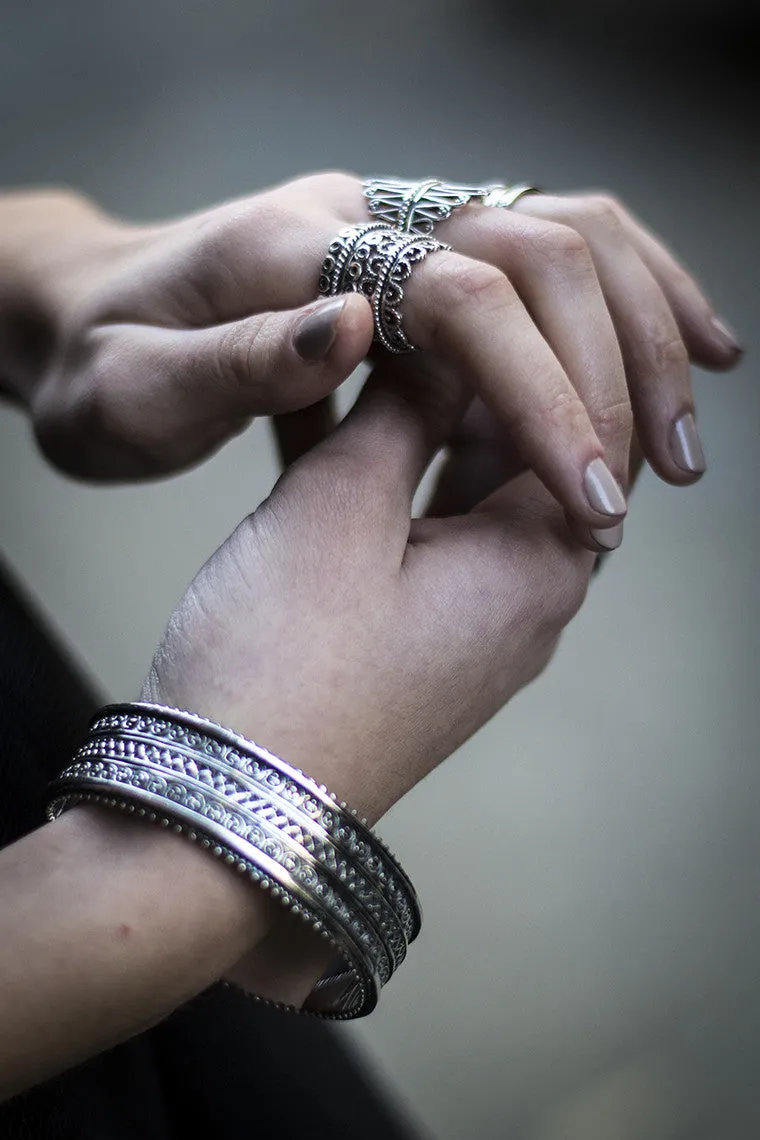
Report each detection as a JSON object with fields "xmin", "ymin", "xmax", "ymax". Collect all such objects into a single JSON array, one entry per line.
[
  {"xmin": 318, "ymin": 223, "xmax": 451, "ymax": 353},
  {"xmin": 362, "ymin": 177, "xmax": 541, "ymax": 236}
]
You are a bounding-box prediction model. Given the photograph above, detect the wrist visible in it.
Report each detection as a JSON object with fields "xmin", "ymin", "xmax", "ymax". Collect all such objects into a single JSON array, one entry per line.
[
  {"xmin": 140, "ymin": 672, "xmax": 392, "ymax": 827},
  {"xmin": 69, "ymin": 700, "xmax": 421, "ymax": 1016},
  {"xmin": 0, "ymin": 189, "xmax": 127, "ymax": 404}
]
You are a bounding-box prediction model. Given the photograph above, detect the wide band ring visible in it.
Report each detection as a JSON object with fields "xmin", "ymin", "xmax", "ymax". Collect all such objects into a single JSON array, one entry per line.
[
  {"xmin": 362, "ymin": 176, "xmax": 540, "ymax": 235},
  {"xmin": 319, "ymin": 223, "xmax": 450, "ymax": 353}
]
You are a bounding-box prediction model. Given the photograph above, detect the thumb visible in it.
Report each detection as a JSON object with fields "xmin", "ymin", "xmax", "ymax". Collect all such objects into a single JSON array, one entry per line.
[
  {"xmin": 304, "ymin": 354, "xmax": 472, "ymax": 525},
  {"xmin": 99, "ymin": 293, "xmax": 374, "ymax": 426}
]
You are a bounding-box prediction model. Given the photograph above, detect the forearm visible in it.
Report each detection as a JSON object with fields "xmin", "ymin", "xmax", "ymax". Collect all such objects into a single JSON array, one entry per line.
[
  {"xmin": 0, "ymin": 803, "xmax": 282, "ymax": 1102},
  {"xmin": 0, "ymin": 190, "xmax": 120, "ymax": 404}
]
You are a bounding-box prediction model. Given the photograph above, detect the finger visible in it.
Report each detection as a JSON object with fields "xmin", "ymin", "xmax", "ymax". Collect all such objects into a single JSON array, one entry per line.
[
  {"xmin": 425, "ymin": 397, "xmax": 526, "ymax": 518},
  {"xmin": 512, "ymin": 194, "xmax": 706, "ymax": 486},
  {"xmin": 300, "ymin": 354, "xmax": 471, "ymax": 537},
  {"xmin": 403, "ymin": 250, "xmax": 628, "ymax": 535},
  {"xmin": 97, "ymin": 294, "xmax": 373, "ymax": 429},
  {"xmin": 616, "ymin": 213, "xmax": 744, "ymax": 370},
  {"xmin": 272, "ymin": 397, "xmax": 338, "ymax": 469},
  {"xmin": 438, "ymin": 209, "xmax": 634, "ymax": 549}
]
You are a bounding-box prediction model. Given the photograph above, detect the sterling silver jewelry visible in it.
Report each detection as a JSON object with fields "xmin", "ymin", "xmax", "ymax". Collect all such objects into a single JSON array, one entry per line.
[
  {"xmin": 47, "ymin": 703, "xmax": 422, "ymax": 1019},
  {"xmin": 362, "ymin": 176, "xmax": 541, "ymax": 235},
  {"xmin": 318, "ymin": 223, "xmax": 450, "ymax": 352},
  {"xmin": 481, "ymin": 184, "xmax": 539, "ymax": 209},
  {"xmin": 363, "ymin": 177, "xmax": 491, "ymax": 236}
]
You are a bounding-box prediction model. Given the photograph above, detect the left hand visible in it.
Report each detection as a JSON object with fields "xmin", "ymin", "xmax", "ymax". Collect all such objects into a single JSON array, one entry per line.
[{"xmin": 4, "ymin": 176, "xmax": 740, "ymax": 540}]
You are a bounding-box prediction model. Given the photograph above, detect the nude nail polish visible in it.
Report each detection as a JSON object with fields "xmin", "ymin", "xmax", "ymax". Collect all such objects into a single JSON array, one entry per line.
[
  {"xmin": 711, "ymin": 317, "xmax": 744, "ymax": 360},
  {"xmin": 670, "ymin": 412, "xmax": 706, "ymax": 475},
  {"xmin": 591, "ymin": 522, "xmax": 624, "ymax": 550},
  {"xmin": 293, "ymin": 297, "xmax": 347, "ymax": 362},
  {"xmin": 584, "ymin": 458, "xmax": 627, "ymax": 517}
]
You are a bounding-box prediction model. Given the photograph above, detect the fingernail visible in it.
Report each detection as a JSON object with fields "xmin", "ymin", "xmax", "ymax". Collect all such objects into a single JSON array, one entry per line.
[
  {"xmin": 293, "ymin": 297, "xmax": 347, "ymax": 362},
  {"xmin": 711, "ymin": 316, "xmax": 744, "ymax": 359},
  {"xmin": 584, "ymin": 457, "xmax": 627, "ymax": 517},
  {"xmin": 670, "ymin": 412, "xmax": 706, "ymax": 475},
  {"xmin": 591, "ymin": 522, "xmax": 624, "ymax": 551}
]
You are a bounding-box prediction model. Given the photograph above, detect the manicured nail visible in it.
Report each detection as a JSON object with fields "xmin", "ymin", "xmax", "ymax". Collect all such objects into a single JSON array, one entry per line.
[
  {"xmin": 293, "ymin": 297, "xmax": 347, "ymax": 362},
  {"xmin": 584, "ymin": 457, "xmax": 627, "ymax": 517},
  {"xmin": 711, "ymin": 317, "xmax": 744, "ymax": 359},
  {"xmin": 670, "ymin": 412, "xmax": 706, "ymax": 475},
  {"xmin": 591, "ymin": 522, "xmax": 624, "ymax": 551}
]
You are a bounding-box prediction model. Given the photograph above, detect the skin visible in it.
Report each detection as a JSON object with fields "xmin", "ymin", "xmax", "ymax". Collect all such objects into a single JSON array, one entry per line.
[
  {"xmin": 0, "ymin": 175, "xmax": 741, "ymax": 1098},
  {"xmin": 0, "ymin": 356, "xmax": 593, "ymax": 1100},
  {"xmin": 0, "ymin": 175, "xmax": 742, "ymax": 542}
]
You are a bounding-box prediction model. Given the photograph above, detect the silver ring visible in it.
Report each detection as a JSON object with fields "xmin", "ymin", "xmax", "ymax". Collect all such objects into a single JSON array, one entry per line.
[
  {"xmin": 363, "ymin": 176, "xmax": 541, "ymax": 234},
  {"xmin": 319, "ymin": 223, "xmax": 450, "ymax": 353},
  {"xmin": 481, "ymin": 183, "xmax": 540, "ymax": 209},
  {"xmin": 363, "ymin": 177, "xmax": 490, "ymax": 236}
]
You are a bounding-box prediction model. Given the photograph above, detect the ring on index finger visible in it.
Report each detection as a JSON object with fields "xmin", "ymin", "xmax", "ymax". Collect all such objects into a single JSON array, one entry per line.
[{"xmin": 318, "ymin": 222, "xmax": 450, "ymax": 353}]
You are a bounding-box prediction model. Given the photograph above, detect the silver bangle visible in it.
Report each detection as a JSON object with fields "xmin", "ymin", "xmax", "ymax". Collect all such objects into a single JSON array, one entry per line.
[
  {"xmin": 47, "ymin": 703, "xmax": 422, "ymax": 1019},
  {"xmin": 362, "ymin": 176, "xmax": 541, "ymax": 234},
  {"xmin": 318, "ymin": 223, "xmax": 450, "ymax": 352}
]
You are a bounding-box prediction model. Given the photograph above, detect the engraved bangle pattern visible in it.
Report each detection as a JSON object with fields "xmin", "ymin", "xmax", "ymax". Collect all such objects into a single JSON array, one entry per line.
[
  {"xmin": 47, "ymin": 703, "xmax": 422, "ymax": 1020},
  {"xmin": 318, "ymin": 224, "xmax": 450, "ymax": 353},
  {"xmin": 54, "ymin": 754, "xmax": 399, "ymax": 985},
  {"xmin": 65, "ymin": 745, "xmax": 408, "ymax": 974},
  {"xmin": 362, "ymin": 176, "xmax": 541, "ymax": 234},
  {"xmin": 85, "ymin": 706, "xmax": 419, "ymax": 939}
]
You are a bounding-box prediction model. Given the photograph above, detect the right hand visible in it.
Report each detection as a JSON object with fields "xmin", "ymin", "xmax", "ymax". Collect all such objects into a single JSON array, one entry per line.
[{"xmin": 141, "ymin": 358, "xmax": 594, "ymax": 825}]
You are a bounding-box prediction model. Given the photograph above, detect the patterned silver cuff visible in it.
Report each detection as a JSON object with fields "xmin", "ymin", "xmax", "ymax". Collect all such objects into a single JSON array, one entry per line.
[{"xmin": 47, "ymin": 703, "xmax": 422, "ymax": 1020}]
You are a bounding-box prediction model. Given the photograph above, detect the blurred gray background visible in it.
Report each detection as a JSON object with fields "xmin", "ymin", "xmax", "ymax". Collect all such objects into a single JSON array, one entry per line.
[{"xmin": 1, "ymin": 1, "xmax": 758, "ymax": 1136}]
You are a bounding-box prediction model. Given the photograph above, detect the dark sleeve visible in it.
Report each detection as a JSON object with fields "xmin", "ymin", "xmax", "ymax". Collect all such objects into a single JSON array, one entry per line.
[{"xmin": 0, "ymin": 556, "xmax": 420, "ymax": 1140}]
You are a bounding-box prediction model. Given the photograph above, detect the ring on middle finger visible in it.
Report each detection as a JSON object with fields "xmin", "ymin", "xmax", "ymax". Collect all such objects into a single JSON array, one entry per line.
[
  {"xmin": 363, "ymin": 177, "xmax": 540, "ymax": 235},
  {"xmin": 363, "ymin": 178, "xmax": 490, "ymax": 236}
]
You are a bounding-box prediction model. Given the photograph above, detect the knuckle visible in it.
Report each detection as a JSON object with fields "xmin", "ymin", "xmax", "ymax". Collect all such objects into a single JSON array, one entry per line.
[
  {"xmin": 578, "ymin": 192, "xmax": 625, "ymax": 231},
  {"xmin": 515, "ymin": 383, "xmax": 588, "ymax": 443},
  {"xmin": 420, "ymin": 253, "xmax": 513, "ymax": 342},
  {"xmin": 443, "ymin": 255, "xmax": 510, "ymax": 310},
  {"xmin": 594, "ymin": 396, "xmax": 633, "ymax": 446},
  {"xmin": 189, "ymin": 196, "xmax": 291, "ymax": 275},
  {"xmin": 652, "ymin": 330, "xmax": 689, "ymax": 375},
  {"xmin": 295, "ymin": 170, "xmax": 362, "ymax": 199},
  {"xmin": 584, "ymin": 192, "xmax": 621, "ymax": 217},
  {"xmin": 218, "ymin": 318, "xmax": 277, "ymax": 399},
  {"xmin": 532, "ymin": 222, "xmax": 593, "ymax": 271}
]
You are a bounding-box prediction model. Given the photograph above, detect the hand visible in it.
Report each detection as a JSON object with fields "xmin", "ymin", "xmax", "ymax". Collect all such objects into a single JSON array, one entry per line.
[
  {"xmin": 141, "ymin": 358, "xmax": 594, "ymax": 825},
  {"xmin": 0, "ymin": 360, "xmax": 593, "ymax": 1100},
  {"xmin": 273, "ymin": 177, "xmax": 742, "ymax": 549},
  {"xmin": 4, "ymin": 176, "xmax": 740, "ymax": 541},
  {"xmin": 0, "ymin": 189, "xmax": 374, "ymax": 479}
]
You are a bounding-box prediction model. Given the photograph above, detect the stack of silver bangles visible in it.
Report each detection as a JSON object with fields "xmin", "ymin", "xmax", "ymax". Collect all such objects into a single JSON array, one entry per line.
[
  {"xmin": 47, "ymin": 703, "xmax": 422, "ymax": 1020},
  {"xmin": 319, "ymin": 175, "xmax": 538, "ymax": 353}
]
